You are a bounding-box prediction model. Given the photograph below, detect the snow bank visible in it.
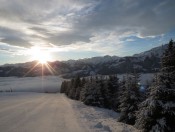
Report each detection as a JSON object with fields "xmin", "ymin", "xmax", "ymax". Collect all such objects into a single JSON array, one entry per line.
[{"xmin": 67, "ymin": 96, "xmax": 140, "ymax": 132}]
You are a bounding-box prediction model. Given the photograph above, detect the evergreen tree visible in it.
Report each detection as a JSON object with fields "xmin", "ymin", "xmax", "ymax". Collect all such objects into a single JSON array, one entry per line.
[
  {"xmin": 80, "ymin": 76, "xmax": 106, "ymax": 107},
  {"xmin": 68, "ymin": 78, "xmax": 75, "ymax": 98},
  {"xmin": 161, "ymin": 39, "xmax": 175, "ymax": 82},
  {"xmin": 60, "ymin": 81, "xmax": 66, "ymax": 93},
  {"xmin": 99, "ymin": 76, "xmax": 109, "ymax": 108},
  {"xmin": 118, "ymin": 73, "xmax": 140, "ymax": 125},
  {"xmin": 81, "ymin": 77, "xmax": 86, "ymax": 87},
  {"xmin": 107, "ymin": 75, "xmax": 119, "ymax": 110},
  {"xmin": 117, "ymin": 76, "xmax": 127, "ymax": 112},
  {"xmin": 135, "ymin": 40, "xmax": 175, "ymax": 132},
  {"xmin": 65, "ymin": 81, "xmax": 71, "ymax": 96},
  {"xmin": 74, "ymin": 76, "xmax": 82, "ymax": 100},
  {"xmin": 60, "ymin": 80, "xmax": 70, "ymax": 95},
  {"xmin": 67, "ymin": 76, "xmax": 82, "ymax": 100}
]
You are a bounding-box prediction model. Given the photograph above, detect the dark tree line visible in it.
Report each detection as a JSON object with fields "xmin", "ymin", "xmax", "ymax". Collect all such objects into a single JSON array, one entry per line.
[
  {"xmin": 61, "ymin": 75, "xmax": 120, "ymax": 109},
  {"xmin": 60, "ymin": 73, "xmax": 143, "ymax": 125},
  {"xmin": 60, "ymin": 40, "xmax": 175, "ymax": 131}
]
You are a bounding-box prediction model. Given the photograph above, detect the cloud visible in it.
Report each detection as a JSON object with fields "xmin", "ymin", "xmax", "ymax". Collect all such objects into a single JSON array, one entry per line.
[
  {"xmin": 45, "ymin": 30, "xmax": 92, "ymax": 45},
  {"xmin": 0, "ymin": 27, "xmax": 32, "ymax": 47},
  {"xmin": 0, "ymin": 0, "xmax": 175, "ymax": 54},
  {"xmin": 0, "ymin": 42, "xmax": 27, "ymax": 55},
  {"xmin": 44, "ymin": 0, "xmax": 175, "ymax": 47},
  {"xmin": 73, "ymin": 0, "xmax": 175, "ymax": 37}
]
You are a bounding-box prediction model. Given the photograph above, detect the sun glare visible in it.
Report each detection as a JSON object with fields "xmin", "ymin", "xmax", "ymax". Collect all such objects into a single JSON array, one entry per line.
[
  {"xmin": 39, "ymin": 58, "xmax": 47, "ymax": 64},
  {"xmin": 29, "ymin": 47, "xmax": 51, "ymax": 64}
]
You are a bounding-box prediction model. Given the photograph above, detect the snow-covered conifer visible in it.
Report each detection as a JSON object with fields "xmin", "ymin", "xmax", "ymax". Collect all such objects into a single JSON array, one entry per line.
[
  {"xmin": 118, "ymin": 73, "xmax": 140, "ymax": 125},
  {"xmin": 135, "ymin": 40, "xmax": 175, "ymax": 132},
  {"xmin": 107, "ymin": 75, "xmax": 119, "ymax": 110},
  {"xmin": 60, "ymin": 81, "xmax": 66, "ymax": 93},
  {"xmin": 80, "ymin": 76, "xmax": 107, "ymax": 107}
]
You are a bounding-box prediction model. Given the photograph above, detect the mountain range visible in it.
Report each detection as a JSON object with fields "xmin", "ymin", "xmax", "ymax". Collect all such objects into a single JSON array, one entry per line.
[{"xmin": 0, "ymin": 44, "xmax": 167, "ymax": 78}]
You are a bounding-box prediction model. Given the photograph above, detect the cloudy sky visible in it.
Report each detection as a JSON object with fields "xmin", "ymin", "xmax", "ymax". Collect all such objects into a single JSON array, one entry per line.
[{"xmin": 0, "ymin": 0, "xmax": 175, "ymax": 64}]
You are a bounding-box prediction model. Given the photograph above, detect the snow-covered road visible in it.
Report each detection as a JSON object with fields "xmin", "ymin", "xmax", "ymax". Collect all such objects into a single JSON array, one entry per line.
[{"xmin": 0, "ymin": 93, "xmax": 87, "ymax": 132}]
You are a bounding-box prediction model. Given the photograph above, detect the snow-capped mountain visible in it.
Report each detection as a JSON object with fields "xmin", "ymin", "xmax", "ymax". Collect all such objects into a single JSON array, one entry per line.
[
  {"xmin": 133, "ymin": 44, "xmax": 167, "ymax": 58},
  {"xmin": 64, "ymin": 55, "xmax": 120, "ymax": 65},
  {"xmin": 59, "ymin": 44, "xmax": 167, "ymax": 78},
  {"xmin": 0, "ymin": 44, "xmax": 168, "ymax": 78}
]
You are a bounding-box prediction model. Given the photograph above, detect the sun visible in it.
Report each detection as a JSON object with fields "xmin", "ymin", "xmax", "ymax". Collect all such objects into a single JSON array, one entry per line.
[
  {"xmin": 38, "ymin": 58, "xmax": 47, "ymax": 64},
  {"xmin": 29, "ymin": 47, "xmax": 52, "ymax": 64},
  {"xmin": 24, "ymin": 46, "xmax": 57, "ymax": 77}
]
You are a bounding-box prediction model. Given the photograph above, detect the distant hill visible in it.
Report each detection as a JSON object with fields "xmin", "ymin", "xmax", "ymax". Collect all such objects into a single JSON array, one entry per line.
[{"xmin": 0, "ymin": 44, "xmax": 168, "ymax": 78}]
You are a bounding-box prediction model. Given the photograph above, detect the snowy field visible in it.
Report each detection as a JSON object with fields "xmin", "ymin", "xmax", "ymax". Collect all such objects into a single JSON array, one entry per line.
[{"xmin": 0, "ymin": 76, "xmax": 63, "ymax": 93}]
